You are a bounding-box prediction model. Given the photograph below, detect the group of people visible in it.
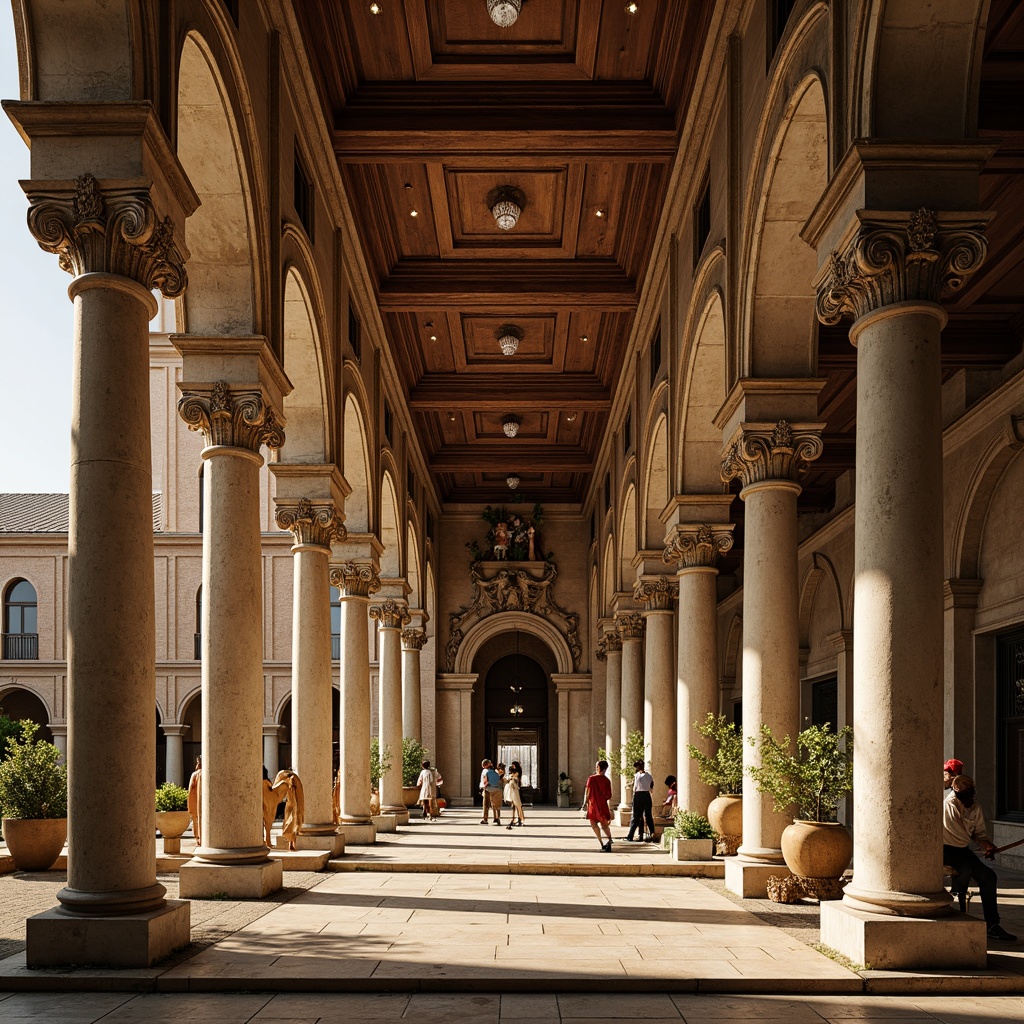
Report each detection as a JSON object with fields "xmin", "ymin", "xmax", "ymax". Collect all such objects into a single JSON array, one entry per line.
[
  {"xmin": 479, "ymin": 758, "xmax": 526, "ymax": 829},
  {"xmin": 580, "ymin": 759, "xmax": 675, "ymax": 851}
]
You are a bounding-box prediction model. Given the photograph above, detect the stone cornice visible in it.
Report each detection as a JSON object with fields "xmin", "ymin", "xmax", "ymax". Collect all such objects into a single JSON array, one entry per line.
[
  {"xmin": 633, "ymin": 575, "xmax": 678, "ymax": 611},
  {"xmin": 274, "ymin": 497, "xmax": 345, "ymax": 549},
  {"xmin": 615, "ymin": 612, "xmax": 645, "ymax": 641},
  {"xmin": 178, "ymin": 381, "xmax": 286, "ymax": 454},
  {"xmin": 329, "ymin": 561, "xmax": 381, "ymax": 598},
  {"xmin": 721, "ymin": 420, "xmax": 824, "ymax": 489},
  {"xmin": 370, "ymin": 599, "xmax": 411, "ymax": 630},
  {"xmin": 663, "ymin": 523, "xmax": 735, "ymax": 569},
  {"xmin": 401, "ymin": 627, "xmax": 427, "ymax": 651}
]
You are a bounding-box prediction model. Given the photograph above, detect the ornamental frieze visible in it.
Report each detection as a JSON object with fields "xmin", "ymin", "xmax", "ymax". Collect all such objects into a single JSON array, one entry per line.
[
  {"xmin": 663, "ymin": 523, "xmax": 735, "ymax": 569},
  {"xmin": 178, "ymin": 380, "xmax": 286, "ymax": 454},
  {"xmin": 274, "ymin": 497, "xmax": 345, "ymax": 549},
  {"xmin": 445, "ymin": 560, "xmax": 581, "ymax": 671},
  {"xmin": 329, "ymin": 561, "xmax": 381, "ymax": 598},
  {"xmin": 721, "ymin": 419, "xmax": 823, "ymax": 489}
]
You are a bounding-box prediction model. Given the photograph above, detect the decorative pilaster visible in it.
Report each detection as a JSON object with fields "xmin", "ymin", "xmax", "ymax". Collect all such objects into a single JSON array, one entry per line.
[
  {"xmin": 401, "ymin": 627, "xmax": 428, "ymax": 742},
  {"xmin": 635, "ymin": 577, "xmax": 678, "ymax": 791}
]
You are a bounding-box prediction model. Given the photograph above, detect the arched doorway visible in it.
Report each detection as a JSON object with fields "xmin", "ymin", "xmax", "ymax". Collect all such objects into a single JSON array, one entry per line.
[
  {"xmin": 181, "ymin": 691, "xmax": 202, "ymax": 776},
  {"xmin": 0, "ymin": 687, "xmax": 52, "ymax": 745}
]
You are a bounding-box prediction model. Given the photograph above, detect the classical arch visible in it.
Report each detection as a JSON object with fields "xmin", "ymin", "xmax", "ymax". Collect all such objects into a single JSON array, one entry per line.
[
  {"xmin": 343, "ymin": 392, "xmax": 372, "ymax": 533},
  {"xmin": 618, "ymin": 483, "xmax": 637, "ymax": 591},
  {"xmin": 0, "ymin": 682, "xmax": 53, "ymax": 725},
  {"xmin": 379, "ymin": 469, "xmax": 401, "ymax": 579},
  {"xmin": 640, "ymin": 409, "xmax": 669, "ymax": 549},
  {"xmin": 453, "ymin": 611, "xmax": 574, "ymax": 676},
  {"xmin": 602, "ymin": 534, "xmax": 616, "ymax": 616},
  {"xmin": 406, "ymin": 522, "xmax": 422, "ymax": 608},
  {"xmin": 799, "ymin": 552, "xmax": 846, "ymax": 650}
]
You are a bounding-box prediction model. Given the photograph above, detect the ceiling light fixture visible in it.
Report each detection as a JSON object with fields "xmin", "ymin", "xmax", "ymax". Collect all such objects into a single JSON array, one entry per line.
[
  {"xmin": 502, "ymin": 414, "xmax": 521, "ymax": 439},
  {"xmin": 625, "ymin": 2, "xmax": 639, "ymax": 13},
  {"xmin": 580, "ymin": 334, "xmax": 589, "ymax": 343},
  {"xmin": 566, "ymin": 413, "xmax": 577, "ymax": 423},
  {"xmin": 369, "ymin": 2, "xmax": 383, "ymax": 13},
  {"xmin": 429, "ymin": 334, "xmax": 437, "ymax": 342},
  {"xmin": 447, "ymin": 411, "xmax": 456, "ymax": 422},
  {"xmin": 489, "ymin": 186, "xmax": 525, "ymax": 231},
  {"xmin": 497, "ymin": 324, "xmax": 523, "ymax": 356},
  {"xmin": 410, "ymin": 209, "xmax": 419, "ymax": 217},
  {"xmin": 487, "ymin": 0, "xmax": 522, "ymax": 28},
  {"xmin": 507, "ymin": 475, "xmax": 520, "ymax": 490},
  {"xmin": 595, "ymin": 209, "xmax": 604, "ymax": 218}
]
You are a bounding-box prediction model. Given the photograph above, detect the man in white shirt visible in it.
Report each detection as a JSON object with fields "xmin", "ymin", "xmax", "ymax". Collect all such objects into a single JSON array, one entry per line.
[
  {"xmin": 943, "ymin": 774, "xmax": 1016, "ymax": 942},
  {"xmin": 626, "ymin": 760, "xmax": 656, "ymax": 842}
]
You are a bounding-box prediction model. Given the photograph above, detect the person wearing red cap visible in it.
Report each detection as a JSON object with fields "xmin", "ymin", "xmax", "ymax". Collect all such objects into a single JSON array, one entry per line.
[{"xmin": 944, "ymin": 758, "xmax": 964, "ymax": 790}]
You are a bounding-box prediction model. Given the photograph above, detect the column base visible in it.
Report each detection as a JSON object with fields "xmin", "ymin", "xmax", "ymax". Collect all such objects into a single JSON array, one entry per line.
[
  {"xmin": 617, "ymin": 807, "xmax": 631, "ymax": 826},
  {"xmin": 820, "ymin": 901, "xmax": 987, "ymax": 969},
  {"xmin": 382, "ymin": 806, "xmax": 411, "ymax": 825},
  {"xmin": 371, "ymin": 813, "xmax": 398, "ymax": 833},
  {"xmin": 724, "ymin": 857, "xmax": 790, "ymax": 898},
  {"xmin": 178, "ymin": 858, "xmax": 283, "ymax": 899},
  {"xmin": 26, "ymin": 900, "xmax": 190, "ymax": 968},
  {"xmin": 296, "ymin": 832, "xmax": 346, "ymax": 856},
  {"xmin": 337, "ymin": 822, "xmax": 377, "ymax": 845}
]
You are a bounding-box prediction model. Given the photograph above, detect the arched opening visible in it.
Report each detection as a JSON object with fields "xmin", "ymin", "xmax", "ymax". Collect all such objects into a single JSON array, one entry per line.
[
  {"xmin": 181, "ymin": 690, "xmax": 202, "ymax": 776},
  {"xmin": 618, "ymin": 485, "xmax": 637, "ymax": 593},
  {"xmin": 0, "ymin": 687, "xmax": 52, "ymax": 745},
  {"xmin": 343, "ymin": 395, "xmax": 371, "ymax": 533},
  {"xmin": 3, "ymin": 578, "xmax": 38, "ymax": 660},
  {"xmin": 406, "ymin": 524, "xmax": 422, "ymax": 609},
  {"xmin": 642, "ymin": 414, "xmax": 668, "ymax": 547},
  {"xmin": 379, "ymin": 472, "xmax": 400, "ymax": 579},
  {"xmin": 281, "ymin": 267, "xmax": 328, "ymax": 463}
]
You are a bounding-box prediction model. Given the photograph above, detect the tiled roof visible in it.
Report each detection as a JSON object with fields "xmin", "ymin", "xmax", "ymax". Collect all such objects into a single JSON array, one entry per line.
[{"xmin": 0, "ymin": 493, "xmax": 163, "ymax": 533}]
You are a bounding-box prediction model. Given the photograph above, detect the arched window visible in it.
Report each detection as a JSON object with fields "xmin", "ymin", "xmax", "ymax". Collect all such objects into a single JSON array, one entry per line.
[
  {"xmin": 3, "ymin": 580, "xmax": 39, "ymax": 660},
  {"xmin": 194, "ymin": 586, "xmax": 203, "ymax": 660},
  {"xmin": 331, "ymin": 586, "xmax": 341, "ymax": 660}
]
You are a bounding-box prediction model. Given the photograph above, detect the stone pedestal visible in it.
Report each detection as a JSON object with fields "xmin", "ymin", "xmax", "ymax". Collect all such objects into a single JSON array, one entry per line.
[
  {"xmin": 296, "ymin": 832, "xmax": 346, "ymax": 856},
  {"xmin": 179, "ymin": 859, "xmax": 283, "ymax": 899},
  {"xmin": 339, "ymin": 822, "xmax": 378, "ymax": 844},
  {"xmin": 724, "ymin": 858, "xmax": 791, "ymax": 898}
]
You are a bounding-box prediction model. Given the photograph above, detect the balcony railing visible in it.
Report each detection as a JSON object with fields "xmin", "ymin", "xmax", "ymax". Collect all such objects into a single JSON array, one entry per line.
[
  {"xmin": 2, "ymin": 633, "xmax": 38, "ymax": 660},
  {"xmin": 194, "ymin": 633, "xmax": 202, "ymax": 660},
  {"xmin": 331, "ymin": 634, "xmax": 340, "ymax": 660}
]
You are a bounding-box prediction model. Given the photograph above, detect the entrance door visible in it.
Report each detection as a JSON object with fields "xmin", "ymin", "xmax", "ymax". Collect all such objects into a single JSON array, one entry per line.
[{"xmin": 497, "ymin": 728, "xmax": 540, "ymax": 806}]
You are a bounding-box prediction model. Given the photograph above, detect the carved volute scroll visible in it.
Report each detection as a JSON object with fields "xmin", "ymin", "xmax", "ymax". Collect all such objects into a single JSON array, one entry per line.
[
  {"xmin": 633, "ymin": 575, "xmax": 678, "ymax": 611},
  {"xmin": 815, "ymin": 208, "xmax": 988, "ymax": 325},
  {"xmin": 663, "ymin": 523, "xmax": 735, "ymax": 570},
  {"xmin": 603, "ymin": 631, "xmax": 623, "ymax": 654},
  {"xmin": 370, "ymin": 599, "xmax": 412, "ymax": 630},
  {"xmin": 720, "ymin": 420, "xmax": 824, "ymax": 490},
  {"xmin": 401, "ymin": 627, "xmax": 427, "ymax": 652},
  {"xmin": 26, "ymin": 173, "xmax": 187, "ymax": 296},
  {"xmin": 615, "ymin": 612, "xmax": 645, "ymax": 641},
  {"xmin": 274, "ymin": 497, "xmax": 345, "ymax": 549},
  {"xmin": 329, "ymin": 561, "xmax": 381, "ymax": 599},
  {"xmin": 178, "ymin": 380, "xmax": 286, "ymax": 454}
]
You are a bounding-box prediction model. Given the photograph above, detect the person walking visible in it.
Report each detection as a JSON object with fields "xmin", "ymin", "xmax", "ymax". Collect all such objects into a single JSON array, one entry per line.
[
  {"xmin": 504, "ymin": 760, "xmax": 525, "ymax": 828},
  {"xmin": 584, "ymin": 759, "xmax": 614, "ymax": 852},
  {"xmin": 479, "ymin": 758, "xmax": 503, "ymax": 825},
  {"xmin": 416, "ymin": 759, "xmax": 438, "ymax": 820},
  {"xmin": 626, "ymin": 760, "xmax": 656, "ymax": 842}
]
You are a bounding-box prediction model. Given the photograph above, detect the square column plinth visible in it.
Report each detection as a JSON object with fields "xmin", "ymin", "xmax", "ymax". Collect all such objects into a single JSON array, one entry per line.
[
  {"xmin": 338, "ymin": 822, "xmax": 377, "ymax": 844},
  {"xmin": 724, "ymin": 858, "xmax": 790, "ymax": 897},
  {"xmin": 27, "ymin": 901, "xmax": 190, "ymax": 968},
  {"xmin": 371, "ymin": 814, "xmax": 398, "ymax": 833},
  {"xmin": 296, "ymin": 832, "xmax": 346, "ymax": 856},
  {"xmin": 178, "ymin": 859, "xmax": 283, "ymax": 899},
  {"xmin": 820, "ymin": 902, "xmax": 987, "ymax": 969}
]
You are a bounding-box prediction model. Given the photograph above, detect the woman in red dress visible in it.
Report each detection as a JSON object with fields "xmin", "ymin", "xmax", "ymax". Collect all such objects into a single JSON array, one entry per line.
[{"xmin": 584, "ymin": 759, "xmax": 614, "ymax": 852}]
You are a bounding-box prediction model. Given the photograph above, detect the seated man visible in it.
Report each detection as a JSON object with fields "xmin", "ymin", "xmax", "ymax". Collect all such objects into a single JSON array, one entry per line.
[{"xmin": 943, "ymin": 774, "xmax": 1016, "ymax": 942}]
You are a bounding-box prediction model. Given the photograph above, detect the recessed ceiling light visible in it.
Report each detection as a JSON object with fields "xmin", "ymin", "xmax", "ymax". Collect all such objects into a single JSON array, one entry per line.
[
  {"xmin": 410, "ymin": 210, "xmax": 419, "ymax": 217},
  {"xmin": 369, "ymin": 2, "xmax": 383, "ymax": 13},
  {"xmin": 447, "ymin": 412, "xmax": 456, "ymax": 422},
  {"xmin": 580, "ymin": 335, "xmax": 589, "ymax": 343},
  {"xmin": 429, "ymin": 334, "xmax": 437, "ymax": 342},
  {"xmin": 595, "ymin": 209, "xmax": 604, "ymax": 218},
  {"xmin": 566, "ymin": 413, "xmax": 577, "ymax": 423},
  {"xmin": 624, "ymin": 2, "xmax": 639, "ymax": 14}
]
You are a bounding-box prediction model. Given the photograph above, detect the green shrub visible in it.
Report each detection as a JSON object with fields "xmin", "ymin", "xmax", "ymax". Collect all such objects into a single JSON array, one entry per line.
[
  {"xmin": 0, "ymin": 721, "xmax": 67, "ymax": 819},
  {"xmin": 155, "ymin": 782, "xmax": 189, "ymax": 812},
  {"xmin": 370, "ymin": 737, "xmax": 393, "ymax": 788},
  {"xmin": 687, "ymin": 713, "xmax": 743, "ymax": 795},
  {"xmin": 402, "ymin": 737, "xmax": 429, "ymax": 786},
  {"xmin": 661, "ymin": 809, "xmax": 717, "ymax": 847},
  {"xmin": 0, "ymin": 714, "xmax": 27, "ymax": 762},
  {"xmin": 598, "ymin": 729, "xmax": 647, "ymax": 782}
]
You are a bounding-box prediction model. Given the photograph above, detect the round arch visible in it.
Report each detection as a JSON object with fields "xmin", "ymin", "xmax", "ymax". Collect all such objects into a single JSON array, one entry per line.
[
  {"xmin": 281, "ymin": 264, "xmax": 329, "ymax": 463},
  {"xmin": 406, "ymin": 522, "xmax": 422, "ymax": 607},
  {"xmin": 798, "ymin": 552, "xmax": 846, "ymax": 650},
  {"xmin": 379, "ymin": 470, "xmax": 401, "ymax": 579},
  {"xmin": 453, "ymin": 612, "xmax": 574, "ymax": 676},
  {"xmin": 618, "ymin": 483, "xmax": 637, "ymax": 592},
  {"xmin": 640, "ymin": 410, "xmax": 669, "ymax": 550},
  {"xmin": 0, "ymin": 682, "xmax": 54, "ymax": 727},
  {"xmin": 343, "ymin": 392, "xmax": 372, "ymax": 533}
]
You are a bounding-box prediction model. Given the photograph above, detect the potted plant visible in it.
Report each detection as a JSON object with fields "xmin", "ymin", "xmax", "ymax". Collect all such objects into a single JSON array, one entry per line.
[
  {"xmin": 0, "ymin": 721, "xmax": 67, "ymax": 871},
  {"xmin": 402, "ymin": 737, "xmax": 428, "ymax": 807},
  {"xmin": 687, "ymin": 713, "xmax": 743, "ymax": 854},
  {"xmin": 748, "ymin": 722, "xmax": 853, "ymax": 882},
  {"xmin": 556, "ymin": 772, "xmax": 573, "ymax": 807},
  {"xmin": 155, "ymin": 781, "xmax": 191, "ymax": 842},
  {"xmin": 661, "ymin": 809, "xmax": 717, "ymax": 861}
]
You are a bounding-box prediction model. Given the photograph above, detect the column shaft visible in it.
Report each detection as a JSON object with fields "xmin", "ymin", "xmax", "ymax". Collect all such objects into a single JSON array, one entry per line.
[
  {"xmin": 618, "ymin": 624, "xmax": 644, "ymax": 809},
  {"xmin": 643, "ymin": 610, "xmax": 676, "ymax": 795},
  {"xmin": 377, "ymin": 624, "xmax": 405, "ymax": 814},
  {"xmin": 339, "ymin": 594, "xmax": 372, "ymax": 823},
  {"xmin": 402, "ymin": 644, "xmax": 423, "ymax": 741},
  {"xmin": 263, "ymin": 727, "xmax": 280, "ymax": 778},
  {"xmin": 164, "ymin": 727, "xmax": 186, "ymax": 788},
  {"xmin": 604, "ymin": 647, "xmax": 622, "ymax": 763}
]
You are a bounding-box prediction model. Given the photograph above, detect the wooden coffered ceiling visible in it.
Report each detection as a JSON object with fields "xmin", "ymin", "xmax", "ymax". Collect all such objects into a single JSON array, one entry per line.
[{"xmin": 295, "ymin": 0, "xmax": 713, "ymax": 503}]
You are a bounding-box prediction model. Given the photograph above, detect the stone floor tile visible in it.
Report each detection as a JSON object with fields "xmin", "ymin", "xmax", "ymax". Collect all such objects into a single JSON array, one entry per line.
[
  {"xmin": 802, "ymin": 996, "xmax": 940, "ymax": 1018},
  {"xmin": 670, "ymin": 994, "xmax": 830, "ymax": 1018},
  {"xmin": 255, "ymin": 992, "xmax": 411, "ymax": 1018},
  {"xmin": 102, "ymin": 993, "xmax": 273, "ymax": 1022},
  {"xmin": 0, "ymin": 993, "xmax": 135, "ymax": 1017},
  {"xmin": 557, "ymin": 993, "xmax": 681, "ymax": 1017},
  {"xmin": 499, "ymin": 993, "xmax": 560, "ymax": 1018}
]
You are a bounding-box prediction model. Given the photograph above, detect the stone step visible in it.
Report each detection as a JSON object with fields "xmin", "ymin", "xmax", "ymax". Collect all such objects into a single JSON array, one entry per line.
[{"xmin": 325, "ymin": 858, "xmax": 724, "ymax": 877}]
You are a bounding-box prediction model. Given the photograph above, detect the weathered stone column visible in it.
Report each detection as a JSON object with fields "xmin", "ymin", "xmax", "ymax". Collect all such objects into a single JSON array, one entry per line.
[
  {"xmin": 615, "ymin": 612, "xmax": 645, "ymax": 814},
  {"xmin": 163, "ymin": 725, "xmax": 188, "ymax": 787},
  {"xmin": 176, "ymin": 341, "xmax": 290, "ymax": 900},
  {"xmin": 664, "ymin": 524, "xmax": 734, "ymax": 817},
  {"xmin": 5, "ymin": 98, "xmax": 199, "ymax": 965},
  {"xmin": 49, "ymin": 723, "xmax": 67, "ymax": 763},
  {"xmin": 371, "ymin": 599, "xmax": 411, "ymax": 820},
  {"xmin": 721, "ymin": 420, "xmax": 823, "ymax": 897},
  {"xmin": 595, "ymin": 631, "xmax": 622, "ymax": 762},
  {"xmin": 401, "ymin": 627, "xmax": 427, "ymax": 742},
  {"xmin": 262, "ymin": 724, "xmax": 282, "ymax": 778},
  {"xmin": 635, "ymin": 577, "xmax": 678, "ymax": 797},
  {"xmin": 812, "ymin": 207, "xmax": 989, "ymax": 964},
  {"xmin": 329, "ymin": 560, "xmax": 380, "ymax": 844},
  {"xmin": 275, "ymin": 496, "xmax": 345, "ymax": 855}
]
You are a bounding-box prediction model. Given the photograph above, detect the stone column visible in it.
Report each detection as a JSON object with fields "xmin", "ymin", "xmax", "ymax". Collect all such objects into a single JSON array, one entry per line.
[
  {"xmin": 721, "ymin": 420, "xmax": 823, "ymax": 897},
  {"xmin": 402, "ymin": 627, "xmax": 427, "ymax": 742},
  {"xmin": 595, "ymin": 632, "xmax": 622, "ymax": 762},
  {"xmin": 371, "ymin": 599, "xmax": 411, "ymax": 822},
  {"xmin": 943, "ymin": 579, "xmax": 984, "ymax": 775},
  {"xmin": 49, "ymin": 723, "xmax": 67, "ymax": 763},
  {"xmin": 615, "ymin": 612, "xmax": 645, "ymax": 814},
  {"xmin": 7, "ymin": 126, "xmax": 197, "ymax": 965},
  {"xmin": 635, "ymin": 576, "xmax": 678, "ymax": 797},
  {"xmin": 163, "ymin": 725, "xmax": 188, "ymax": 787},
  {"xmin": 176, "ymin": 341, "xmax": 290, "ymax": 900},
  {"xmin": 664, "ymin": 524, "xmax": 734, "ymax": 817},
  {"xmin": 329, "ymin": 561, "xmax": 380, "ymax": 844},
  {"xmin": 275, "ymin": 497, "xmax": 345, "ymax": 855},
  {"xmin": 813, "ymin": 208, "xmax": 988, "ymax": 961},
  {"xmin": 262, "ymin": 724, "xmax": 282, "ymax": 778}
]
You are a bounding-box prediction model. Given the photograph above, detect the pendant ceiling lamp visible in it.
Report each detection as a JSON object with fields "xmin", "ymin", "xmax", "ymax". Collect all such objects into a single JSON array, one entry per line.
[{"xmin": 487, "ymin": 0, "xmax": 522, "ymax": 28}]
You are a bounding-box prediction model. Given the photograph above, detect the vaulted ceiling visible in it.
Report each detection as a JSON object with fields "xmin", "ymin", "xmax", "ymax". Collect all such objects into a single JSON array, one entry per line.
[{"xmin": 295, "ymin": 0, "xmax": 713, "ymax": 504}]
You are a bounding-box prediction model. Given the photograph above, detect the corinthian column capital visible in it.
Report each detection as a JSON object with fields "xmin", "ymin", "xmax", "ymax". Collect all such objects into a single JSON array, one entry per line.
[
  {"xmin": 663, "ymin": 523, "xmax": 735, "ymax": 570},
  {"xmin": 370, "ymin": 599, "xmax": 412, "ymax": 630},
  {"xmin": 401, "ymin": 627, "xmax": 427, "ymax": 651},
  {"xmin": 26, "ymin": 174, "xmax": 187, "ymax": 296},
  {"xmin": 815, "ymin": 209, "xmax": 988, "ymax": 325},
  {"xmin": 721, "ymin": 420, "xmax": 824, "ymax": 489},
  {"xmin": 329, "ymin": 561, "xmax": 381, "ymax": 598},
  {"xmin": 274, "ymin": 497, "xmax": 346, "ymax": 549},
  {"xmin": 633, "ymin": 575, "xmax": 678, "ymax": 611},
  {"xmin": 615, "ymin": 612, "xmax": 645, "ymax": 641},
  {"xmin": 603, "ymin": 631, "xmax": 623, "ymax": 654},
  {"xmin": 178, "ymin": 381, "xmax": 286, "ymax": 454}
]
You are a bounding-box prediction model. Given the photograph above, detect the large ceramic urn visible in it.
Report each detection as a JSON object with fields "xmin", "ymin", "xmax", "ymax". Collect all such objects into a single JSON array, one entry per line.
[
  {"xmin": 780, "ymin": 819, "xmax": 852, "ymax": 879},
  {"xmin": 2, "ymin": 817, "xmax": 67, "ymax": 871},
  {"xmin": 707, "ymin": 793, "xmax": 742, "ymax": 853}
]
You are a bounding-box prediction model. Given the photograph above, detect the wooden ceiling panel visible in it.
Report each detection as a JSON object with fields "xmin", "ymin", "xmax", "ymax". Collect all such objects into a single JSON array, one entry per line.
[
  {"xmin": 430, "ymin": 0, "xmax": 575, "ymax": 50},
  {"xmin": 576, "ymin": 163, "xmax": 626, "ymax": 257},
  {"xmin": 593, "ymin": 0, "xmax": 665, "ymax": 79},
  {"xmin": 563, "ymin": 312, "xmax": 601, "ymax": 372},
  {"xmin": 384, "ymin": 164, "xmax": 440, "ymax": 257},
  {"xmin": 461, "ymin": 314, "xmax": 557, "ymax": 367},
  {"xmin": 473, "ymin": 411, "xmax": 550, "ymax": 440}
]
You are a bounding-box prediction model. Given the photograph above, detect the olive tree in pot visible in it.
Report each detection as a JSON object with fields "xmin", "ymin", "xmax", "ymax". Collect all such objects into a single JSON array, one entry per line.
[
  {"xmin": 402, "ymin": 737, "xmax": 429, "ymax": 807},
  {"xmin": 0, "ymin": 722, "xmax": 68, "ymax": 871},
  {"xmin": 661, "ymin": 809, "xmax": 718, "ymax": 862},
  {"xmin": 748, "ymin": 723, "xmax": 853, "ymax": 885},
  {"xmin": 687, "ymin": 713, "xmax": 743, "ymax": 854}
]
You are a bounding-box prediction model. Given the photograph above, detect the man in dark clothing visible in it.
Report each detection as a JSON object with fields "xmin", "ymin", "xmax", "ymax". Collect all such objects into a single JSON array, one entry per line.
[{"xmin": 625, "ymin": 760, "xmax": 656, "ymax": 842}]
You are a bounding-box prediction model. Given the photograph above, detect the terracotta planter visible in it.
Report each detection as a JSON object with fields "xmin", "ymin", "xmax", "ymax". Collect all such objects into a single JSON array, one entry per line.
[
  {"xmin": 781, "ymin": 819, "xmax": 852, "ymax": 878},
  {"xmin": 707, "ymin": 793, "xmax": 742, "ymax": 838},
  {"xmin": 155, "ymin": 810, "xmax": 192, "ymax": 839},
  {"xmin": 2, "ymin": 817, "xmax": 67, "ymax": 871},
  {"xmin": 403, "ymin": 786, "xmax": 421, "ymax": 807}
]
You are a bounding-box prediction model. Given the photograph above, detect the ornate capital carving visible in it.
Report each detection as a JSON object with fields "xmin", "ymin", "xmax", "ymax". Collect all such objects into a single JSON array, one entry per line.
[
  {"xmin": 595, "ymin": 637, "xmax": 607, "ymax": 662},
  {"xmin": 329, "ymin": 561, "xmax": 381, "ymax": 598},
  {"xmin": 178, "ymin": 381, "xmax": 286, "ymax": 453},
  {"xmin": 816, "ymin": 209, "xmax": 988, "ymax": 324},
  {"xmin": 663, "ymin": 523, "xmax": 735, "ymax": 569},
  {"xmin": 603, "ymin": 632, "xmax": 623, "ymax": 654},
  {"xmin": 26, "ymin": 174, "xmax": 187, "ymax": 295},
  {"xmin": 401, "ymin": 627, "xmax": 427, "ymax": 651},
  {"xmin": 633, "ymin": 575, "xmax": 678, "ymax": 611},
  {"xmin": 274, "ymin": 498, "xmax": 345, "ymax": 548},
  {"xmin": 615, "ymin": 612, "xmax": 645, "ymax": 641},
  {"xmin": 721, "ymin": 420, "xmax": 823, "ymax": 489},
  {"xmin": 370, "ymin": 599, "xmax": 411, "ymax": 630}
]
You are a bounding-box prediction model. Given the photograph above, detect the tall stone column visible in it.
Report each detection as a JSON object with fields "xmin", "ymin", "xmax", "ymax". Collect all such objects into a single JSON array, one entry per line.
[
  {"xmin": 263, "ymin": 724, "xmax": 282, "ymax": 778},
  {"xmin": 176, "ymin": 342, "xmax": 290, "ymax": 900},
  {"xmin": 163, "ymin": 725, "xmax": 188, "ymax": 787},
  {"xmin": 371, "ymin": 599, "xmax": 411, "ymax": 821},
  {"xmin": 401, "ymin": 627, "xmax": 427, "ymax": 742},
  {"xmin": 635, "ymin": 577, "xmax": 678, "ymax": 797},
  {"xmin": 275, "ymin": 497, "xmax": 345, "ymax": 855},
  {"xmin": 329, "ymin": 561, "xmax": 380, "ymax": 844},
  {"xmin": 812, "ymin": 206, "xmax": 989, "ymax": 965},
  {"xmin": 7, "ymin": 115, "xmax": 198, "ymax": 964},
  {"xmin": 721, "ymin": 419, "xmax": 823, "ymax": 897},
  {"xmin": 595, "ymin": 632, "xmax": 622, "ymax": 763},
  {"xmin": 615, "ymin": 612, "xmax": 645, "ymax": 813},
  {"xmin": 664, "ymin": 524, "xmax": 734, "ymax": 817}
]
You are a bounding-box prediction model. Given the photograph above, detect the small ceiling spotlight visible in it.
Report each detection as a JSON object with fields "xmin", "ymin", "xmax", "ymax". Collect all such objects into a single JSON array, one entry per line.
[
  {"xmin": 447, "ymin": 411, "xmax": 457, "ymax": 422},
  {"xmin": 507, "ymin": 475, "xmax": 520, "ymax": 490},
  {"xmin": 497, "ymin": 324, "xmax": 523, "ymax": 356},
  {"xmin": 624, "ymin": 2, "xmax": 639, "ymax": 13},
  {"xmin": 410, "ymin": 209, "xmax": 419, "ymax": 218},
  {"xmin": 369, "ymin": 1, "xmax": 383, "ymax": 13},
  {"xmin": 487, "ymin": 0, "xmax": 522, "ymax": 27},
  {"xmin": 595, "ymin": 209, "xmax": 605, "ymax": 218},
  {"xmin": 579, "ymin": 334, "xmax": 589, "ymax": 343},
  {"xmin": 502, "ymin": 414, "xmax": 521, "ymax": 439},
  {"xmin": 488, "ymin": 186, "xmax": 525, "ymax": 231},
  {"xmin": 429, "ymin": 334, "xmax": 437, "ymax": 342},
  {"xmin": 566, "ymin": 412, "xmax": 577, "ymax": 423}
]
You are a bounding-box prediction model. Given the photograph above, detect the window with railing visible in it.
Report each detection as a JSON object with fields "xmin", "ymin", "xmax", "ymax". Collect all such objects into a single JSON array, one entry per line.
[
  {"xmin": 3, "ymin": 579, "xmax": 38, "ymax": 660},
  {"xmin": 194, "ymin": 586, "xmax": 202, "ymax": 660},
  {"xmin": 331, "ymin": 586, "xmax": 341, "ymax": 660}
]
